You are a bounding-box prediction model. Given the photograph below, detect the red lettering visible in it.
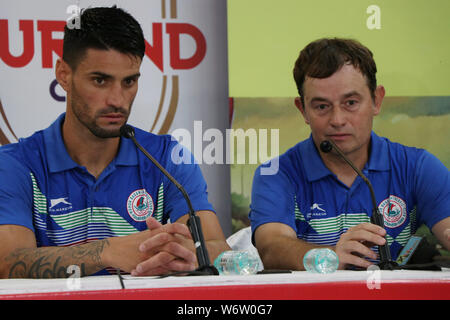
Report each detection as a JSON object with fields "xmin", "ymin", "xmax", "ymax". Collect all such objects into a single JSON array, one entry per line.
[
  {"xmin": 145, "ymin": 23, "xmax": 163, "ymax": 72},
  {"xmin": 0, "ymin": 19, "xmax": 34, "ymax": 68},
  {"xmin": 37, "ymin": 20, "xmax": 65, "ymax": 68},
  {"xmin": 166, "ymin": 23, "xmax": 206, "ymax": 70},
  {"xmin": 0, "ymin": 20, "xmax": 206, "ymax": 71}
]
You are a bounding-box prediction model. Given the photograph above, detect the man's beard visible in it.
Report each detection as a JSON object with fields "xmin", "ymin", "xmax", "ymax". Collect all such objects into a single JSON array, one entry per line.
[{"xmin": 70, "ymin": 84, "xmax": 131, "ymax": 139}]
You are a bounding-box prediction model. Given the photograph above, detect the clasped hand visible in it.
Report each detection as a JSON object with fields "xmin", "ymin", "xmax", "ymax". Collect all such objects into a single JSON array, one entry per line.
[
  {"xmin": 132, "ymin": 217, "xmax": 197, "ymax": 276},
  {"xmin": 109, "ymin": 217, "xmax": 197, "ymax": 276}
]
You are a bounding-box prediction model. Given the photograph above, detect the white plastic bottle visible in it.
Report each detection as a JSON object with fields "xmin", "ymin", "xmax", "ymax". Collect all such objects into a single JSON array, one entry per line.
[
  {"xmin": 213, "ymin": 250, "xmax": 261, "ymax": 275},
  {"xmin": 303, "ymin": 248, "xmax": 339, "ymax": 273}
]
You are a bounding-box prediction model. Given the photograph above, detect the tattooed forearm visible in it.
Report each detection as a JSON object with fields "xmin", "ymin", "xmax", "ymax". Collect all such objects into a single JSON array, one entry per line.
[{"xmin": 5, "ymin": 239, "xmax": 110, "ymax": 278}]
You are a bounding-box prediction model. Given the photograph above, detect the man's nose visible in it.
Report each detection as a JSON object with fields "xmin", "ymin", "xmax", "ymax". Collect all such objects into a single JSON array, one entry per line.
[
  {"xmin": 106, "ymin": 83, "xmax": 125, "ymax": 108},
  {"xmin": 329, "ymin": 106, "xmax": 347, "ymax": 127}
]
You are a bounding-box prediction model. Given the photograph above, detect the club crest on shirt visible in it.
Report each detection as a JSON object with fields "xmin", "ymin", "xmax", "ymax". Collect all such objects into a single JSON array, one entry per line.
[
  {"xmin": 378, "ymin": 195, "xmax": 407, "ymax": 228},
  {"xmin": 127, "ymin": 189, "xmax": 154, "ymax": 222}
]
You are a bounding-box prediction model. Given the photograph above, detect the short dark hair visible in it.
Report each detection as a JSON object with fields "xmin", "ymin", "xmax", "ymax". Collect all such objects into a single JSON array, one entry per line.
[
  {"xmin": 63, "ymin": 6, "xmax": 145, "ymax": 70},
  {"xmin": 293, "ymin": 38, "xmax": 377, "ymax": 104}
]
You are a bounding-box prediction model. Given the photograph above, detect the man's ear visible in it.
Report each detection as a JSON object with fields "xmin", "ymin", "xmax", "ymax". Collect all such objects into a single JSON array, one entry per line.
[
  {"xmin": 294, "ymin": 97, "xmax": 309, "ymax": 125},
  {"xmin": 373, "ymin": 85, "xmax": 385, "ymax": 116},
  {"xmin": 55, "ymin": 59, "xmax": 71, "ymax": 92}
]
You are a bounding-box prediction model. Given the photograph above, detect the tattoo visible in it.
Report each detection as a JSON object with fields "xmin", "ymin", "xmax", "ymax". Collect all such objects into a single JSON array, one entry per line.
[{"xmin": 5, "ymin": 240, "xmax": 110, "ymax": 279}]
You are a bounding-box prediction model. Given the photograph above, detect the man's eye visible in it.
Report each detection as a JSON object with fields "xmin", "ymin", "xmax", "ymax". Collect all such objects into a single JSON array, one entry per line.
[
  {"xmin": 346, "ymin": 100, "xmax": 358, "ymax": 107},
  {"xmin": 93, "ymin": 78, "xmax": 105, "ymax": 85},
  {"xmin": 124, "ymin": 78, "xmax": 136, "ymax": 86}
]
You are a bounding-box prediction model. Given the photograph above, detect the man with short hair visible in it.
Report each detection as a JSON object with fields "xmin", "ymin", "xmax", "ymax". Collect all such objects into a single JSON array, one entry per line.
[
  {"xmin": 0, "ymin": 6, "xmax": 230, "ymax": 278},
  {"xmin": 250, "ymin": 38, "xmax": 450, "ymax": 270}
]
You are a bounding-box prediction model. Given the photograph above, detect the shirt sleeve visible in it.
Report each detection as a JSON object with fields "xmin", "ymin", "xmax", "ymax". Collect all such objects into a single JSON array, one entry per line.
[
  {"xmin": 0, "ymin": 152, "xmax": 35, "ymax": 232},
  {"xmin": 414, "ymin": 150, "xmax": 450, "ymax": 229},
  {"xmin": 163, "ymin": 141, "xmax": 214, "ymax": 222},
  {"xmin": 249, "ymin": 159, "xmax": 297, "ymax": 240}
]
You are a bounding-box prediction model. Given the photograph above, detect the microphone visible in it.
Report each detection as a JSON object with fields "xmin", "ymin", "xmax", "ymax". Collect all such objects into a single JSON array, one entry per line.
[
  {"xmin": 319, "ymin": 140, "xmax": 398, "ymax": 270},
  {"xmin": 120, "ymin": 124, "xmax": 219, "ymax": 275}
]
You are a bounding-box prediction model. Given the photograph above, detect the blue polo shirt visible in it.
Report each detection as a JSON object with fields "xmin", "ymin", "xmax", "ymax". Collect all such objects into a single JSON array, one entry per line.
[
  {"xmin": 0, "ymin": 114, "xmax": 214, "ymax": 271},
  {"xmin": 250, "ymin": 132, "xmax": 450, "ymax": 261}
]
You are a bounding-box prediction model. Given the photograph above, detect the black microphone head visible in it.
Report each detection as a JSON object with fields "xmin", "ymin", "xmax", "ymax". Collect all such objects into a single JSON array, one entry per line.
[
  {"xmin": 120, "ymin": 124, "xmax": 135, "ymax": 139},
  {"xmin": 320, "ymin": 140, "xmax": 333, "ymax": 153}
]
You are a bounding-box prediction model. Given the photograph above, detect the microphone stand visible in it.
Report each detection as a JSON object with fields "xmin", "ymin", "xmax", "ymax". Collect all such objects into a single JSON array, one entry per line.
[
  {"xmin": 321, "ymin": 140, "xmax": 398, "ymax": 270},
  {"xmin": 121, "ymin": 125, "xmax": 219, "ymax": 275}
]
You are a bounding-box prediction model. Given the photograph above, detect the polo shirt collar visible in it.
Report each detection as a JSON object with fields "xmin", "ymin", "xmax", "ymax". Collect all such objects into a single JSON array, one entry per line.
[
  {"xmin": 115, "ymin": 130, "xmax": 138, "ymax": 166},
  {"xmin": 44, "ymin": 113, "xmax": 78, "ymax": 173},
  {"xmin": 43, "ymin": 113, "xmax": 138, "ymax": 173},
  {"xmin": 367, "ymin": 131, "xmax": 390, "ymax": 171},
  {"xmin": 300, "ymin": 131, "xmax": 390, "ymax": 182},
  {"xmin": 299, "ymin": 135, "xmax": 330, "ymax": 182}
]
